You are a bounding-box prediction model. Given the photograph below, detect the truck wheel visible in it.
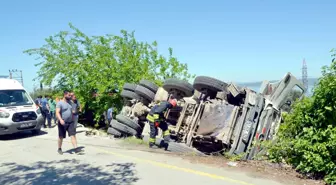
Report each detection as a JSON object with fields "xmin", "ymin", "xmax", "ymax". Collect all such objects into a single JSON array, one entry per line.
[
  {"xmin": 139, "ymin": 80, "xmax": 158, "ymax": 93},
  {"xmin": 142, "ymin": 136, "xmax": 205, "ymax": 156},
  {"xmin": 193, "ymin": 76, "xmax": 228, "ymax": 92},
  {"xmin": 121, "ymin": 89, "xmax": 140, "ymax": 100},
  {"xmin": 163, "ymin": 78, "xmax": 194, "ymax": 97},
  {"xmin": 123, "ymin": 83, "xmax": 137, "ymax": 92},
  {"xmin": 111, "ymin": 119, "xmax": 138, "ymax": 136},
  {"xmin": 135, "ymin": 85, "xmax": 155, "ymax": 102},
  {"xmin": 167, "ymin": 142, "xmax": 206, "ymax": 156},
  {"xmin": 116, "ymin": 114, "xmax": 141, "ymax": 131},
  {"xmin": 107, "ymin": 127, "xmax": 122, "ymax": 137}
]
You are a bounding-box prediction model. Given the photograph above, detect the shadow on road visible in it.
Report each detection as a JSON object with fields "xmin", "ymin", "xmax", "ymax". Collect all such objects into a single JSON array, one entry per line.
[
  {"xmin": 64, "ymin": 146, "xmax": 85, "ymax": 155},
  {"xmin": 0, "ymin": 130, "xmax": 48, "ymax": 141},
  {"xmin": 0, "ymin": 159, "xmax": 139, "ymax": 185}
]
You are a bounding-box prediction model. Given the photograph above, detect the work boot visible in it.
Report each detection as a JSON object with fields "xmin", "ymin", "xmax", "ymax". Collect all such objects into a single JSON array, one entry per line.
[
  {"xmin": 162, "ymin": 143, "xmax": 169, "ymax": 151},
  {"xmin": 159, "ymin": 141, "xmax": 169, "ymax": 151},
  {"xmin": 149, "ymin": 142, "xmax": 155, "ymax": 148}
]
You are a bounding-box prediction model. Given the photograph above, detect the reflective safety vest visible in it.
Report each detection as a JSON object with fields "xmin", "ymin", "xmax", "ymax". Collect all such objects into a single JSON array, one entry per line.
[{"xmin": 146, "ymin": 113, "xmax": 162, "ymax": 123}]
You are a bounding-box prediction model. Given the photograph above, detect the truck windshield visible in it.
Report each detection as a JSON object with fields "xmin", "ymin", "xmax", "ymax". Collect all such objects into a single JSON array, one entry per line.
[{"xmin": 0, "ymin": 90, "xmax": 33, "ymax": 107}]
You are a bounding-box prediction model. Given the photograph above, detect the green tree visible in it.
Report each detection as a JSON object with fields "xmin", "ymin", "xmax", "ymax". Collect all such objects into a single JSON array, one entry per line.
[
  {"xmin": 267, "ymin": 49, "xmax": 336, "ymax": 184},
  {"xmin": 24, "ymin": 23, "xmax": 194, "ymax": 124},
  {"xmin": 29, "ymin": 87, "xmax": 58, "ymax": 100}
]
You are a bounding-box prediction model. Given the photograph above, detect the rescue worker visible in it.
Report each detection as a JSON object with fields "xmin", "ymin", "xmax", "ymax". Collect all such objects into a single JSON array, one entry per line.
[{"xmin": 146, "ymin": 97, "xmax": 177, "ymax": 150}]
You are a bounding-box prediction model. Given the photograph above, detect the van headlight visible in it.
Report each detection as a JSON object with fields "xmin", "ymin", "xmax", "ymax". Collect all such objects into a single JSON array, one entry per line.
[{"xmin": 0, "ymin": 111, "xmax": 10, "ymax": 118}]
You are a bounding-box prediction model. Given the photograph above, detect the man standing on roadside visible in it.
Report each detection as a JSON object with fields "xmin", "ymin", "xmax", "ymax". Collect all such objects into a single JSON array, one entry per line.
[
  {"xmin": 56, "ymin": 90, "xmax": 79, "ymax": 155},
  {"xmin": 35, "ymin": 95, "xmax": 42, "ymax": 107},
  {"xmin": 41, "ymin": 95, "xmax": 50, "ymax": 128},
  {"xmin": 70, "ymin": 92, "xmax": 81, "ymax": 129},
  {"xmin": 48, "ymin": 96, "xmax": 56, "ymax": 127},
  {"xmin": 107, "ymin": 107, "xmax": 113, "ymax": 125}
]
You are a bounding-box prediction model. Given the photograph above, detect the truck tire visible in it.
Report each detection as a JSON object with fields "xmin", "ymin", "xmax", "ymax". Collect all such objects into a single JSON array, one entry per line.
[
  {"xmin": 142, "ymin": 136, "xmax": 205, "ymax": 156},
  {"xmin": 163, "ymin": 78, "xmax": 194, "ymax": 97},
  {"xmin": 135, "ymin": 85, "xmax": 155, "ymax": 102},
  {"xmin": 139, "ymin": 80, "xmax": 158, "ymax": 93},
  {"xmin": 121, "ymin": 89, "xmax": 140, "ymax": 100},
  {"xmin": 193, "ymin": 76, "xmax": 228, "ymax": 92},
  {"xmin": 168, "ymin": 142, "xmax": 206, "ymax": 156},
  {"xmin": 110, "ymin": 119, "xmax": 138, "ymax": 136},
  {"xmin": 116, "ymin": 114, "xmax": 141, "ymax": 131},
  {"xmin": 123, "ymin": 83, "xmax": 137, "ymax": 92},
  {"xmin": 107, "ymin": 127, "xmax": 122, "ymax": 137}
]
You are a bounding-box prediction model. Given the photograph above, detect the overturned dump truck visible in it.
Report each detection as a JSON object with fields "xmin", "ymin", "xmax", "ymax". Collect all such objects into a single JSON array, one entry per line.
[{"xmin": 107, "ymin": 73, "xmax": 305, "ymax": 159}]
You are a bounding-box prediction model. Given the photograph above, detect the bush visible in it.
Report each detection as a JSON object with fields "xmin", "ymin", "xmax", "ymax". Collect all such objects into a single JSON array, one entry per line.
[{"xmin": 267, "ymin": 50, "xmax": 336, "ymax": 184}]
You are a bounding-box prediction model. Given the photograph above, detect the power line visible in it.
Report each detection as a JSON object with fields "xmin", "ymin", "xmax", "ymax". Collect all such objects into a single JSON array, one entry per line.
[{"xmin": 9, "ymin": 69, "xmax": 24, "ymax": 87}]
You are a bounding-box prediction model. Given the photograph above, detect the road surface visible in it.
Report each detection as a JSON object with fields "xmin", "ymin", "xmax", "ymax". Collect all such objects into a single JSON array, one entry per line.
[{"xmin": 0, "ymin": 127, "xmax": 286, "ymax": 185}]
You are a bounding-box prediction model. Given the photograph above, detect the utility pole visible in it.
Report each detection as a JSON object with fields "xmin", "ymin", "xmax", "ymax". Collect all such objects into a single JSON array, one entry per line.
[
  {"xmin": 9, "ymin": 69, "xmax": 24, "ymax": 86},
  {"xmin": 302, "ymin": 59, "xmax": 308, "ymax": 94}
]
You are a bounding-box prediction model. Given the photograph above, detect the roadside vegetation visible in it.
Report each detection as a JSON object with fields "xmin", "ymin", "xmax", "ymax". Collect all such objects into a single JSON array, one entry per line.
[
  {"xmin": 24, "ymin": 23, "xmax": 195, "ymax": 125},
  {"xmin": 25, "ymin": 23, "xmax": 335, "ymax": 184},
  {"xmin": 262, "ymin": 49, "xmax": 336, "ymax": 184}
]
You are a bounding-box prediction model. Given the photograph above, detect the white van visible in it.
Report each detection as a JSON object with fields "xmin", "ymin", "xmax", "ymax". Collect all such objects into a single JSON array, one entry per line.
[{"xmin": 0, "ymin": 79, "xmax": 44, "ymax": 136}]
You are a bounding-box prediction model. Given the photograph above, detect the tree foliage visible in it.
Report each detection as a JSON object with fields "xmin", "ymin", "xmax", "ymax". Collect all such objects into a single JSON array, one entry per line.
[
  {"xmin": 24, "ymin": 23, "xmax": 194, "ymax": 122},
  {"xmin": 267, "ymin": 49, "xmax": 336, "ymax": 184},
  {"xmin": 29, "ymin": 88, "xmax": 53, "ymax": 100}
]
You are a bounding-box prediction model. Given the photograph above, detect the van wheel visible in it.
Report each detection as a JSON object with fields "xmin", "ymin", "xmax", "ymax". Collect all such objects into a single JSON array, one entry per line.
[{"xmin": 32, "ymin": 129, "xmax": 41, "ymax": 135}]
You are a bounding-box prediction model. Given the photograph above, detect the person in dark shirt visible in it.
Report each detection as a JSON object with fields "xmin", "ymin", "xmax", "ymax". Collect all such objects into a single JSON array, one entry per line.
[
  {"xmin": 146, "ymin": 97, "xmax": 177, "ymax": 150},
  {"xmin": 70, "ymin": 93, "xmax": 81, "ymax": 129},
  {"xmin": 41, "ymin": 95, "xmax": 50, "ymax": 128}
]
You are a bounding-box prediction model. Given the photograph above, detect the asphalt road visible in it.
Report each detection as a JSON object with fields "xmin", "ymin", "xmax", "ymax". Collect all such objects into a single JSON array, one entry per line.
[{"xmin": 0, "ymin": 127, "xmax": 286, "ymax": 185}]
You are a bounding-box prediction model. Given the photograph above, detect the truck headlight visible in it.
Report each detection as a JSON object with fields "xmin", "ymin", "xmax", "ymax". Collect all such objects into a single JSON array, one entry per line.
[{"xmin": 0, "ymin": 111, "xmax": 10, "ymax": 118}]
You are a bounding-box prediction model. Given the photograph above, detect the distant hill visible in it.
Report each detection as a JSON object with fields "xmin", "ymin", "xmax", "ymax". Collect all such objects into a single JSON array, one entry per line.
[{"xmin": 237, "ymin": 77, "xmax": 319, "ymax": 87}]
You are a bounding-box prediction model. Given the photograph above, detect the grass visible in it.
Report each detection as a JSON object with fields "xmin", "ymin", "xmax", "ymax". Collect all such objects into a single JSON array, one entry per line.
[{"xmin": 123, "ymin": 137, "xmax": 148, "ymax": 145}]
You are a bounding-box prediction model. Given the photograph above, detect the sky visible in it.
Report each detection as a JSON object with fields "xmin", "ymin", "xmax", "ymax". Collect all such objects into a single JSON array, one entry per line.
[{"xmin": 0, "ymin": 0, "xmax": 335, "ymax": 92}]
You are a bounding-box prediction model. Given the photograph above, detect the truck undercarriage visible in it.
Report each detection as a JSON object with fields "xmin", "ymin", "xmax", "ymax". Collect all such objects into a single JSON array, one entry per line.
[{"xmin": 107, "ymin": 73, "xmax": 305, "ymax": 159}]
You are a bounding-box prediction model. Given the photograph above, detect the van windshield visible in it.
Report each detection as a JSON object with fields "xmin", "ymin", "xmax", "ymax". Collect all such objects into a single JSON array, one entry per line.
[{"xmin": 0, "ymin": 90, "xmax": 33, "ymax": 107}]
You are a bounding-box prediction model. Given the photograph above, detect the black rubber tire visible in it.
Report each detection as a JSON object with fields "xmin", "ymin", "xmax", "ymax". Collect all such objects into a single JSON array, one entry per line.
[
  {"xmin": 121, "ymin": 89, "xmax": 140, "ymax": 100},
  {"xmin": 142, "ymin": 136, "xmax": 205, "ymax": 156},
  {"xmin": 123, "ymin": 83, "xmax": 137, "ymax": 92},
  {"xmin": 139, "ymin": 80, "xmax": 158, "ymax": 93},
  {"xmin": 107, "ymin": 127, "xmax": 122, "ymax": 137},
  {"xmin": 163, "ymin": 78, "xmax": 194, "ymax": 97},
  {"xmin": 110, "ymin": 119, "xmax": 138, "ymax": 136},
  {"xmin": 116, "ymin": 114, "xmax": 141, "ymax": 131},
  {"xmin": 168, "ymin": 142, "xmax": 206, "ymax": 156},
  {"xmin": 135, "ymin": 85, "xmax": 155, "ymax": 102},
  {"xmin": 193, "ymin": 76, "xmax": 228, "ymax": 92}
]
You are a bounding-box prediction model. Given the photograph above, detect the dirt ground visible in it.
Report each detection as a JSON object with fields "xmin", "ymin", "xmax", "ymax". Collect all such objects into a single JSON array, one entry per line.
[{"xmin": 117, "ymin": 138, "xmax": 326, "ymax": 185}]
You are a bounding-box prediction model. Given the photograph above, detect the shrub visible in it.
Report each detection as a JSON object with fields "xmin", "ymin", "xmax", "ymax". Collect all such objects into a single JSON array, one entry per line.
[{"xmin": 268, "ymin": 49, "xmax": 336, "ymax": 184}]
